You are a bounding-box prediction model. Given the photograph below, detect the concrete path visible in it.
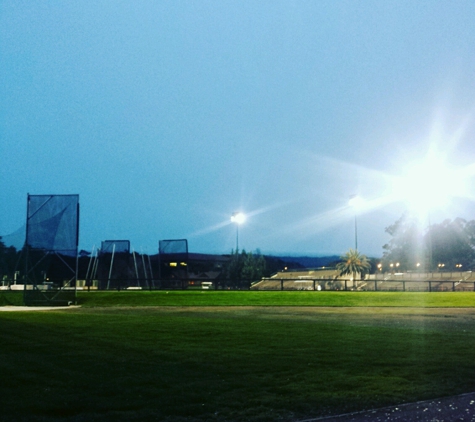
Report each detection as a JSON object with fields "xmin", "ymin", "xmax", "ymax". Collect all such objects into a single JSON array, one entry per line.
[{"xmin": 302, "ymin": 392, "xmax": 475, "ymax": 421}]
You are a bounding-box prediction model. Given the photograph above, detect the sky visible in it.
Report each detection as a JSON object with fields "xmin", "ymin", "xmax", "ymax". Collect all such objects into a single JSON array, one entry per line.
[{"xmin": 2, "ymin": 0, "xmax": 475, "ymax": 257}]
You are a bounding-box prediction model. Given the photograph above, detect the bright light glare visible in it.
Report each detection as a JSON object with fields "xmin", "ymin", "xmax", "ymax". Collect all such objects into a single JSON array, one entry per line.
[
  {"xmin": 392, "ymin": 149, "xmax": 467, "ymax": 216},
  {"xmin": 231, "ymin": 212, "xmax": 246, "ymax": 225},
  {"xmin": 348, "ymin": 195, "xmax": 364, "ymax": 209}
]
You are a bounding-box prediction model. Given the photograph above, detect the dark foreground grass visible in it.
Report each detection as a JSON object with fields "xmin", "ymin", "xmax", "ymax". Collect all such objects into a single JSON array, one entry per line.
[
  {"xmin": 75, "ymin": 290, "xmax": 475, "ymax": 308},
  {"xmin": 2, "ymin": 306, "xmax": 475, "ymax": 421}
]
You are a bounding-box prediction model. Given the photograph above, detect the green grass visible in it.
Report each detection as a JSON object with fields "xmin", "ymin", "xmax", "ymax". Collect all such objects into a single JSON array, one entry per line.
[
  {"xmin": 76, "ymin": 290, "xmax": 475, "ymax": 308},
  {"xmin": 2, "ymin": 304, "xmax": 475, "ymax": 421},
  {"xmin": 0, "ymin": 290, "xmax": 25, "ymax": 306},
  {"xmin": 2, "ymin": 290, "xmax": 475, "ymax": 421},
  {"xmin": 3, "ymin": 290, "xmax": 475, "ymax": 308}
]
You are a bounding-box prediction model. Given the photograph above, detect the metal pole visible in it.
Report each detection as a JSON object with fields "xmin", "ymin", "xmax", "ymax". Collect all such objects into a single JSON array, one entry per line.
[
  {"xmin": 109, "ymin": 245, "xmax": 116, "ymax": 290},
  {"xmin": 427, "ymin": 213, "xmax": 432, "ymax": 272},
  {"xmin": 85, "ymin": 245, "xmax": 95, "ymax": 288},
  {"xmin": 236, "ymin": 224, "xmax": 239, "ymax": 252},
  {"xmin": 132, "ymin": 249, "xmax": 140, "ymax": 286},
  {"xmin": 107, "ymin": 244, "xmax": 116, "ymax": 290},
  {"xmin": 354, "ymin": 213, "xmax": 358, "ymax": 251},
  {"xmin": 141, "ymin": 249, "xmax": 149, "ymax": 289},
  {"xmin": 147, "ymin": 254, "xmax": 154, "ymax": 289},
  {"xmin": 92, "ymin": 251, "xmax": 99, "ymax": 282}
]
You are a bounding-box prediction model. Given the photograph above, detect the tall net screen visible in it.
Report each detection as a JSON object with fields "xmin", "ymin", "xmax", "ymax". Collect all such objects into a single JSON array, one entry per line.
[
  {"xmin": 100, "ymin": 240, "xmax": 130, "ymax": 254},
  {"xmin": 24, "ymin": 194, "xmax": 79, "ymax": 306},
  {"xmin": 159, "ymin": 239, "xmax": 188, "ymax": 261},
  {"xmin": 27, "ymin": 194, "xmax": 79, "ymax": 255},
  {"xmin": 158, "ymin": 239, "xmax": 188, "ymax": 285},
  {"xmin": 98, "ymin": 240, "xmax": 130, "ymax": 289}
]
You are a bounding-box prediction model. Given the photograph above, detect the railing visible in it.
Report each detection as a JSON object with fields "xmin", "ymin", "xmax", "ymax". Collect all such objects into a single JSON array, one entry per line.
[
  {"xmin": 2, "ymin": 277, "xmax": 475, "ymax": 292},
  {"xmin": 253, "ymin": 278, "xmax": 475, "ymax": 292}
]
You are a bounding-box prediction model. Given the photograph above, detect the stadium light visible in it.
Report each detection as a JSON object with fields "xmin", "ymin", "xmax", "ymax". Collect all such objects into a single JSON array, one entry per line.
[
  {"xmin": 392, "ymin": 148, "xmax": 466, "ymax": 217},
  {"xmin": 231, "ymin": 212, "xmax": 246, "ymax": 252}
]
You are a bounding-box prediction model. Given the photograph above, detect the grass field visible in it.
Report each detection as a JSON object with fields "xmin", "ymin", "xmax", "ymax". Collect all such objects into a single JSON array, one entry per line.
[
  {"xmin": 1, "ymin": 291, "xmax": 475, "ymax": 421},
  {"xmin": 76, "ymin": 290, "xmax": 475, "ymax": 308},
  {"xmin": 2, "ymin": 290, "xmax": 475, "ymax": 308}
]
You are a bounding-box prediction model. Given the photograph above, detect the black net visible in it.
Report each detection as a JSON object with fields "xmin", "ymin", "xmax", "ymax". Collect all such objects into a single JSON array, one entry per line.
[
  {"xmin": 0, "ymin": 224, "xmax": 26, "ymax": 250},
  {"xmin": 100, "ymin": 240, "xmax": 130, "ymax": 254},
  {"xmin": 97, "ymin": 240, "xmax": 130, "ymax": 289},
  {"xmin": 27, "ymin": 195, "xmax": 79, "ymax": 255},
  {"xmin": 159, "ymin": 239, "xmax": 188, "ymax": 261},
  {"xmin": 24, "ymin": 194, "xmax": 79, "ymax": 306},
  {"xmin": 158, "ymin": 239, "xmax": 188, "ymax": 281}
]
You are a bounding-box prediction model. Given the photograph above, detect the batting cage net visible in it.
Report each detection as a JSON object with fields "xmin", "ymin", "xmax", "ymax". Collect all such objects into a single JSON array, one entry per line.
[
  {"xmin": 24, "ymin": 194, "xmax": 79, "ymax": 306},
  {"xmin": 100, "ymin": 240, "xmax": 130, "ymax": 254},
  {"xmin": 97, "ymin": 240, "xmax": 131, "ymax": 289},
  {"xmin": 158, "ymin": 239, "xmax": 188, "ymax": 281},
  {"xmin": 26, "ymin": 194, "xmax": 79, "ymax": 255},
  {"xmin": 159, "ymin": 239, "xmax": 188, "ymax": 261}
]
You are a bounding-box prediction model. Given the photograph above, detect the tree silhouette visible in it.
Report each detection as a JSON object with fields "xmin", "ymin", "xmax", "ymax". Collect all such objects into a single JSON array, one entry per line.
[{"xmin": 336, "ymin": 249, "xmax": 371, "ymax": 287}]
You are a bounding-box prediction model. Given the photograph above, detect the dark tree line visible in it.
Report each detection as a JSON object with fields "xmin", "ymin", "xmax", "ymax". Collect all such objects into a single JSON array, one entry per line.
[
  {"xmin": 0, "ymin": 238, "xmax": 22, "ymax": 281},
  {"xmin": 225, "ymin": 249, "xmax": 267, "ymax": 284},
  {"xmin": 382, "ymin": 213, "xmax": 475, "ymax": 271}
]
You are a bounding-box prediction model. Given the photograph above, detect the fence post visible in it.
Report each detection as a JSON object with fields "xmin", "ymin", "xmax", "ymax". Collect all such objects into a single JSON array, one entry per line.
[
  {"xmin": 345, "ymin": 280, "xmax": 347, "ymax": 291},
  {"xmin": 281, "ymin": 279, "xmax": 284, "ymax": 291},
  {"xmin": 403, "ymin": 280, "xmax": 405, "ymax": 292},
  {"xmin": 374, "ymin": 280, "xmax": 377, "ymax": 291},
  {"xmin": 429, "ymin": 281, "xmax": 432, "ymax": 292}
]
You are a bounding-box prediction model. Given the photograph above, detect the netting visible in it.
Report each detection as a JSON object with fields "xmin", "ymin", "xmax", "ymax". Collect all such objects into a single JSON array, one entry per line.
[
  {"xmin": 97, "ymin": 240, "xmax": 131, "ymax": 289},
  {"xmin": 0, "ymin": 225, "xmax": 26, "ymax": 250},
  {"xmin": 26, "ymin": 194, "xmax": 79, "ymax": 255},
  {"xmin": 100, "ymin": 240, "xmax": 130, "ymax": 254},
  {"xmin": 158, "ymin": 239, "xmax": 188, "ymax": 281},
  {"xmin": 23, "ymin": 194, "xmax": 79, "ymax": 306},
  {"xmin": 159, "ymin": 239, "xmax": 188, "ymax": 261}
]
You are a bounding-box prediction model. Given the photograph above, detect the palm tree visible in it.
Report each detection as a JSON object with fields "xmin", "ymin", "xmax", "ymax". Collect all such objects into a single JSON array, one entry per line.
[{"xmin": 336, "ymin": 249, "xmax": 371, "ymax": 288}]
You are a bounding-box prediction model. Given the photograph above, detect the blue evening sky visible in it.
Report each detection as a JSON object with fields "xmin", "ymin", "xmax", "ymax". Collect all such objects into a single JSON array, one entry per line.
[{"xmin": 2, "ymin": 1, "xmax": 475, "ymax": 257}]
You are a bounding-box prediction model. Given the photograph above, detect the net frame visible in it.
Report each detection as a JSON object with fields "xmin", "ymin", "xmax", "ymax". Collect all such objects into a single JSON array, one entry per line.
[
  {"xmin": 98, "ymin": 240, "xmax": 131, "ymax": 289},
  {"xmin": 159, "ymin": 239, "xmax": 188, "ymax": 261},
  {"xmin": 100, "ymin": 240, "xmax": 130, "ymax": 254},
  {"xmin": 24, "ymin": 194, "xmax": 79, "ymax": 306},
  {"xmin": 158, "ymin": 239, "xmax": 189, "ymax": 281}
]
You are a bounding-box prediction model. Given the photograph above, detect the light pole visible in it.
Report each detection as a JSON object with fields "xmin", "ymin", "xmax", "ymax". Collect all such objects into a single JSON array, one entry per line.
[
  {"xmin": 349, "ymin": 195, "xmax": 363, "ymax": 251},
  {"xmin": 231, "ymin": 212, "xmax": 245, "ymax": 252}
]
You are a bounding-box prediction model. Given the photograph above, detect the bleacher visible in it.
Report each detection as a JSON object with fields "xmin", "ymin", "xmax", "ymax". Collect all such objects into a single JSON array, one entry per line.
[
  {"xmin": 251, "ymin": 268, "xmax": 340, "ymax": 290},
  {"xmin": 252, "ymin": 270, "xmax": 475, "ymax": 292}
]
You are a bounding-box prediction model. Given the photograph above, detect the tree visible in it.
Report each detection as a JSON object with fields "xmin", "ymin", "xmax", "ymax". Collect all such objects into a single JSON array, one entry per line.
[
  {"xmin": 241, "ymin": 250, "xmax": 266, "ymax": 282},
  {"xmin": 426, "ymin": 218, "xmax": 475, "ymax": 270},
  {"xmin": 0, "ymin": 237, "xmax": 20, "ymax": 280},
  {"xmin": 382, "ymin": 212, "xmax": 425, "ymax": 271},
  {"xmin": 226, "ymin": 249, "xmax": 267, "ymax": 287},
  {"xmin": 336, "ymin": 249, "xmax": 371, "ymax": 287},
  {"xmin": 383, "ymin": 213, "xmax": 475, "ymax": 271}
]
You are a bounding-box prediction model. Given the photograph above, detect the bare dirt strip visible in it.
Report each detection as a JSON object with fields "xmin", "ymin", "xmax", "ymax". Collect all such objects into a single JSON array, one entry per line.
[{"xmin": 0, "ymin": 305, "xmax": 81, "ymax": 311}]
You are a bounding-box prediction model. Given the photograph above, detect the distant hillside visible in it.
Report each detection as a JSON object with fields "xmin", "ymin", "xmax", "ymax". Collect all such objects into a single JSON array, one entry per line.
[{"xmin": 270, "ymin": 255, "xmax": 340, "ymax": 269}]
